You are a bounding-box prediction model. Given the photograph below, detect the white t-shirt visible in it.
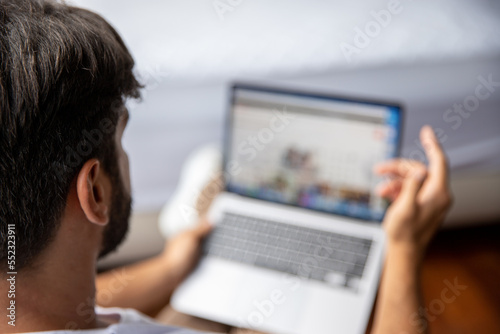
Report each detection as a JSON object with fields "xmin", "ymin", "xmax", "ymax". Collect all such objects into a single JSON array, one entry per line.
[{"xmin": 24, "ymin": 307, "xmax": 208, "ymax": 334}]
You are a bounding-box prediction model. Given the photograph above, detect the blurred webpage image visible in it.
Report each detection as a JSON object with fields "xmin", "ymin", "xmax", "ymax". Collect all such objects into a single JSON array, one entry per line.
[{"xmin": 228, "ymin": 100, "xmax": 391, "ymax": 220}]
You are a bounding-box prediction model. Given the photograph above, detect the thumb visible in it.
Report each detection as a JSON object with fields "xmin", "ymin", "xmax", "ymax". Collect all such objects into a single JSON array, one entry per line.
[{"xmin": 395, "ymin": 167, "xmax": 427, "ymax": 208}]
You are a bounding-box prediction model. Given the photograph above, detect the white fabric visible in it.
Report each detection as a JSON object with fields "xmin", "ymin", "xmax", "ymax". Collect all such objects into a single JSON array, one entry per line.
[
  {"xmin": 23, "ymin": 307, "xmax": 205, "ymax": 334},
  {"xmin": 158, "ymin": 144, "xmax": 221, "ymax": 239}
]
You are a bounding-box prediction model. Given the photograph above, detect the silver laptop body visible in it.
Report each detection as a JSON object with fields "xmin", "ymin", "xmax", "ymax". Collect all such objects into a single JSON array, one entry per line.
[{"xmin": 172, "ymin": 83, "xmax": 403, "ymax": 334}]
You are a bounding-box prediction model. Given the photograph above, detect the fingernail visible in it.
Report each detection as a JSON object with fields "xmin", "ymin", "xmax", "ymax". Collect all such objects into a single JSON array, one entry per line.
[{"xmin": 423, "ymin": 125, "xmax": 434, "ymax": 137}]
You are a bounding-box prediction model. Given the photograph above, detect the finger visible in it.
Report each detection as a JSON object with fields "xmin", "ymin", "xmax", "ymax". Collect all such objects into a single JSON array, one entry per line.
[
  {"xmin": 395, "ymin": 167, "xmax": 427, "ymax": 208},
  {"xmin": 420, "ymin": 125, "xmax": 448, "ymax": 186},
  {"xmin": 193, "ymin": 218, "xmax": 213, "ymax": 239},
  {"xmin": 374, "ymin": 159, "xmax": 426, "ymax": 177},
  {"xmin": 376, "ymin": 179, "xmax": 403, "ymax": 199}
]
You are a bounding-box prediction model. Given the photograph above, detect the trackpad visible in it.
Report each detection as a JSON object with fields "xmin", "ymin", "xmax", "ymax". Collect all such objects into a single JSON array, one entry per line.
[
  {"xmin": 173, "ymin": 258, "xmax": 308, "ymax": 333},
  {"xmin": 232, "ymin": 269, "xmax": 307, "ymax": 332}
]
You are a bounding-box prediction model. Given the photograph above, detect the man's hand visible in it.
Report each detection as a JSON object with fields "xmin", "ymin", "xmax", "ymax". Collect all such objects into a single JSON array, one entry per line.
[
  {"xmin": 375, "ymin": 125, "xmax": 453, "ymax": 255},
  {"xmin": 160, "ymin": 219, "xmax": 213, "ymax": 286},
  {"xmin": 371, "ymin": 125, "xmax": 453, "ymax": 334}
]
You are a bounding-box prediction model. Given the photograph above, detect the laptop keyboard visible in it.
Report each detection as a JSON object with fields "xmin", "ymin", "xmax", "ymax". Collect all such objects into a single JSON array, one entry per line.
[{"xmin": 203, "ymin": 212, "xmax": 373, "ymax": 288}]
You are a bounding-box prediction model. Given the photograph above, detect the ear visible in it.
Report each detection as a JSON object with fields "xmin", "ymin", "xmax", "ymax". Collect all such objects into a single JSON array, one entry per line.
[{"xmin": 76, "ymin": 159, "xmax": 110, "ymax": 226}]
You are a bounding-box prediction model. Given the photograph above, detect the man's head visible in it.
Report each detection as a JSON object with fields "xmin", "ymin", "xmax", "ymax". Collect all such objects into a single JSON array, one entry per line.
[{"xmin": 0, "ymin": 0, "xmax": 141, "ymax": 271}]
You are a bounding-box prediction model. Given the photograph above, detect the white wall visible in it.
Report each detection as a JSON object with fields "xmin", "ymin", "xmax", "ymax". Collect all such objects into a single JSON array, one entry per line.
[{"xmin": 69, "ymin": 1, "xmax": 500, "ymax": 220}]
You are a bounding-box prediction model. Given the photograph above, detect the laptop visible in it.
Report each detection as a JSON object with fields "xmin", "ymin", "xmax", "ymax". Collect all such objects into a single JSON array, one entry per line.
[{"xmin": 172, "ymin": 83, "xmax": 403, "ymax": 334}]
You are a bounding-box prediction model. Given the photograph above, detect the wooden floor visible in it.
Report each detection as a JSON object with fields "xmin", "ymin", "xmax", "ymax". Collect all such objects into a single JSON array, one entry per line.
[
  {"xmin": 366, "ymin": 224, "xmax": 500, "ymax": 334},
  {"xmin": 419, "ymin": 223, "xmax": 500, "ymax": 334},
  {"xmin": 365, "ymin": 223, "xmax": 500, "ymax": 334}
]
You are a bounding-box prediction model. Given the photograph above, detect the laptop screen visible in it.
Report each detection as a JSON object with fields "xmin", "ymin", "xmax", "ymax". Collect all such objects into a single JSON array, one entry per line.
[{"xmin": 224, "ymin": 84, "xmax": 402, "ymax": 222}]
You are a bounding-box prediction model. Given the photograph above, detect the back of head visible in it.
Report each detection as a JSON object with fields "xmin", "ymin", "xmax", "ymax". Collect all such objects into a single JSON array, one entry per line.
[{"xmin": 0, "ymin": 0, "xmax": 141, "ymax": 271}]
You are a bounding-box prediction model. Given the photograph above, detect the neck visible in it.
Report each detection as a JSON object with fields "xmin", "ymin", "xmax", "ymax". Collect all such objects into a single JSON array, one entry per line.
[{"xmin": 0, "ymin": 219, "xmax": 103, "ymax": 333}]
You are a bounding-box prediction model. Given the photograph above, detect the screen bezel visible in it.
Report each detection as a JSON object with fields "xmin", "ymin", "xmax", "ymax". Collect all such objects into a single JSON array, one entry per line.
[{"xmin": 222, "ymin": 82, "xmax": 405, "ymax": 222}]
